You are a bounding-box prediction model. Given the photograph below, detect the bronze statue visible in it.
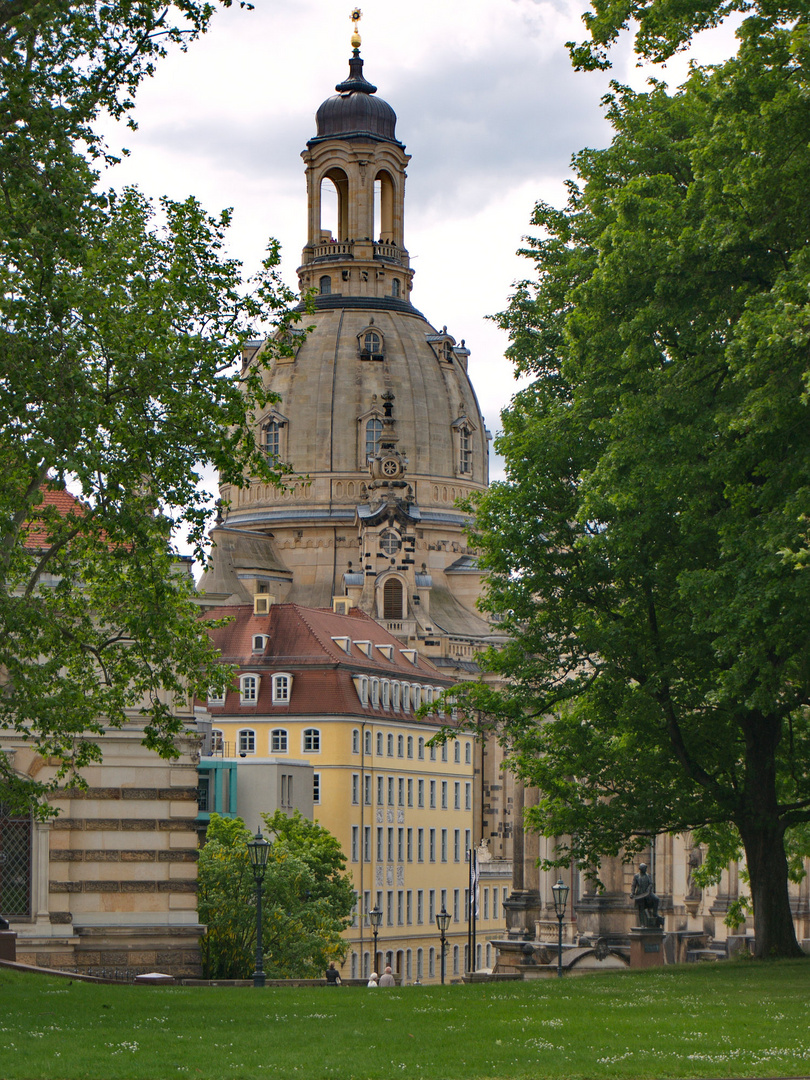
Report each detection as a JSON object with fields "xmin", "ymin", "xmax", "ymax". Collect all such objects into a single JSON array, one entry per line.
[{"xmin": 631, "ymin": 863, "xmax": 663, "ymax": 927}]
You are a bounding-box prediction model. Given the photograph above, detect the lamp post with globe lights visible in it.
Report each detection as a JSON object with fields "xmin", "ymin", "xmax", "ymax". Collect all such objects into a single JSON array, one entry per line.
[{"xmin": 436, "ymin": 905, "xmax": 451, "ymax": 985}]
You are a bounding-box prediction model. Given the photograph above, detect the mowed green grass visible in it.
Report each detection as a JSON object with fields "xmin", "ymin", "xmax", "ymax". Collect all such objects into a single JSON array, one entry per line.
[{"xmin": 1, "ymin": 960, "xmax": 809, "ymax": 1080}]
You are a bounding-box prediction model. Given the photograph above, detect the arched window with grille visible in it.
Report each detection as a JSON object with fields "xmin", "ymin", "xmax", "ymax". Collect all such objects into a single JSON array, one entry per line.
[
  {"xmin": 383, "ymin": 577, "xmax": 403, "ymax": 620},
  {"xmin": 0, "ymin": 807, "xmax": 31, "ymax": 917}
]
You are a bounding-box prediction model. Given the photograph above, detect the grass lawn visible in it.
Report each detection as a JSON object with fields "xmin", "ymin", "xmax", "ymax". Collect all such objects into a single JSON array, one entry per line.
[{"xmin": 1, "ymin": 959, "xmax": 809, "ymax": 1080}]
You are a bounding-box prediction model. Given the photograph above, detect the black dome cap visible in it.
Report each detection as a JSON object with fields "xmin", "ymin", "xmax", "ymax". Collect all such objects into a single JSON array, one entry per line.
[{"xmin": 312, "ymin": 55, "xmax": 400, "ymax": 144}]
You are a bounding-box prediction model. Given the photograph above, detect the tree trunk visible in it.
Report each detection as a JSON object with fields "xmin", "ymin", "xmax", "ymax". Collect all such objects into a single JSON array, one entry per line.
[
  {"xmin": 739, "ymin": 820, "xmax": 803, "ymax": 958},
  {"xmin": 739, "ymin": 712, "xmax": 805, "ymax": 959}
]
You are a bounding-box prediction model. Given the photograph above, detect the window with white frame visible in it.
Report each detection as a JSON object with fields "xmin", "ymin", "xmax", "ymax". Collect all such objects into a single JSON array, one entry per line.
[
  {"xmin": 313, "ymin": 772, "xmax": 321, "ymax": 803},
  {"xmin": 454, "ymin": 740, "xmax": 461, "ymax": 763},
  {"xmin": 238, "ymin": 728, "xmax": 255, "ymax": 754},
  {"xmin": 402, "ymin": 684, "xmax": 411, "ymax": 711},
  {"xmin": 376, "ymin": 731, "xmax": 384, "ymax": 756},
  {"xmin": 465, "ymin": 782, "xmax": 472, "ymax": 810},
  {"xmin": 382, "ymin": 680, "xmax": 390, "ymax": 708},
  {"xmin": 371, "ymin": 679, "xmax": 380, "ymax": 707},
  {"xmin": 271, "ymin": 728, "xmax": 288, "ymax": 753},
  {"xmin": 352, "ymin": 728, "xmax": 360, "ymax": 754},
  {"xmin": 392, "ymin": 682, "xmax": 401, "ymax": 710},
  {"xmin": 465, "ymin": 741, "xmax": 472, "ymax": 764},
  {"xmin": 365, "ymin": 417, "xmax": 383, "ymax": 459},
  {"xmin": 417, "ymin": 736, "xmax": 424, "ymax": 760},
  {"xmin": 208, "ymin": 687, "xmax": 225, "ymax": 706},
  {"xmin": 252, "ymin": 634, "xmax": 266, "ymax": 653},
  {"xmin": 303, "ymin": 728, "xmax": 321, "ymax": 753},
  {"xmin": 407, "ymin": 735, "xmax": 413, "ymax": 758},
  {"xmin": 397, "ymin": 734, "xmax": 404, "ymax": 758},
  {"xmin": 212, "ymin": 728, "xmax": 224, "ymax": 753},
  {"xmin": 272, "ymin": 673, "xmax": 292, "ymax": 703},
  {"xmin": 240, "ymin": 674, "xmax": 259, "ymax": 704},
  {"xmin": 364, "ymin": 730, "xmax": 372, "ymax": 755},
  {"xmin": 352, "ymin": 774, "xmax": 360, "ymax": 804},
  {"xmin": 412, "ymin": 685, "xmax": 421, "ymax": 710},
  {"xmin": 387, "ymin": 733, "xmax": 394, "ymax": 756}
]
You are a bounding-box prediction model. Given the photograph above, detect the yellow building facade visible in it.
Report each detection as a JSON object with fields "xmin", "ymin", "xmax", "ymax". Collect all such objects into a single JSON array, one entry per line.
[{"xmin": 203, "ymin": 601, "xmax": 506, "ymax": 983}]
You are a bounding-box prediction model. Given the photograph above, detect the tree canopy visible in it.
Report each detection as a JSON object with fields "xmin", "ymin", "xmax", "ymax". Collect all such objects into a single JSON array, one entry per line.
[
  {"xmin": 463, "ymin": 17, "xmax": 810, "ymax": 957},
  {"xmin": 0, "ymin": 1, "xmax": 299, "ymax": 812},
  {"xmin": 198, "ymin": 813, "xmax": 355, "ymax": 980}
]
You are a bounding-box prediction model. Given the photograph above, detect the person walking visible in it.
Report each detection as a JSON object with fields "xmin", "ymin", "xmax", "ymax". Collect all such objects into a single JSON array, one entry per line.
[{"xmin": 379, "ymin": 965, "xmax": 396, "ymax": 987}]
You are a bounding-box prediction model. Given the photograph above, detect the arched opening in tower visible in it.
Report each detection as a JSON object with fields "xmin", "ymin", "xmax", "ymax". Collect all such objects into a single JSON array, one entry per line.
[
  {"xmin": 374, "ymin": 171, "xmax": 395, "ymax": 243},
  {"xmin": 383, "ymin": 577, "xmax": 404, "ymax": 620},
  {"xmin": 320, "ymin": 168, "xmax": 349, "ymax": 242}
]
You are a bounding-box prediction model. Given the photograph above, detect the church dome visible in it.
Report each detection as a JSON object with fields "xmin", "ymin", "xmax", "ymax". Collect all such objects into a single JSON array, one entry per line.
[{"xmin": 313, "ymin": 55, "xmax": 399, "ymax": 144}]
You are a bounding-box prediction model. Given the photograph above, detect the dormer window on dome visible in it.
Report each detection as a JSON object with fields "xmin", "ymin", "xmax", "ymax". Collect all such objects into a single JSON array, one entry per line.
[{"xmin": 359, "ymin": 327, "xmax": 384, "ymax": 361}]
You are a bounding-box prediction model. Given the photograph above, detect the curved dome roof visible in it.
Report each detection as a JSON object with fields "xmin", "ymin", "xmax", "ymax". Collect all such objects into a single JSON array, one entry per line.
[{"xmin": 313, "ymin": 55, "xmax": 399, "ymax": 144}]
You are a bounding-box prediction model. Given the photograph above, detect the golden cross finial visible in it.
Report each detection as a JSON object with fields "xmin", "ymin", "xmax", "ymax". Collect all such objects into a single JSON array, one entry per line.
[{"xmin": 350, "ymin": 8, "xmax": 362, "ymax": 51}]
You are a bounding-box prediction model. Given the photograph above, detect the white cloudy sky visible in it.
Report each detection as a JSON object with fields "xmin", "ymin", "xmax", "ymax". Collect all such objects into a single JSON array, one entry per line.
[{"xmin": 97, "ymin": 0, "xmax": 740, "ymax": 481}]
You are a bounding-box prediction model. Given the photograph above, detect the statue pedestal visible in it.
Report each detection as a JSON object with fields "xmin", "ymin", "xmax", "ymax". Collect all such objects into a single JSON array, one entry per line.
[{"xmin": 629, "ymin": 927, "xmax": 666, "ymax": 969}]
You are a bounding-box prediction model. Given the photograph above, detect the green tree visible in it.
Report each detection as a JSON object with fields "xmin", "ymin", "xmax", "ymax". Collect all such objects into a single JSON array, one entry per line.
[
  {"xmin": 198, "ymin": 813, "xmax": 354, "ymax": 980},
  {"xmin": 0, "ymin": 2, "xmax": 299, "ymax": 811},
  {"xmin": 462, "ymin": 21, "xmax": 810, "ymax": 957}
]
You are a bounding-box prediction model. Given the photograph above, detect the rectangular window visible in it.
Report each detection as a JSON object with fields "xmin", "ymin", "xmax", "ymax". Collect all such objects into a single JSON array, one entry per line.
[
  {"xmin": 398, "ymin": 777, "xmax": 404, "ymax": 806},
  {"xmin": 397, "ymin": 827, "xmax": 404, "ymax": 862},
  {"xmin": 364, "ymin": 826, "xmax": 371, "ymax": 862},
  {"xmin": 453, "ymin": 889, "xmax": 460, "ymax": 922},
  {"xmin": 407, "ymin": 828, "xmax": 413, "ymax": 862},
  {"xmin": 417, "ymin": 890, "xmax": 424, "ymax": 924},
  {"xmin": 364, "ymin": 775, "xmax": 372, "ymax": 805},
  {"xmin": 387, "ymin": 891, "xmax": 394, "ymax": 927},
  {"xmin": 303, "ymin": 728, "xmax": 320, "ymax": 753},
  {"xmin": 417, "ymin": 828, "xmax": 424, "ymax": 862},
  {"xmin": 407, "ymin": 778, "xmax": 413, "ymax": 807},
  {"xmin": 387, "ymin": 827, "xmax": 394, "ymax": 862},
  {"xmin": 441, "ymin": 781, "xmax": 448, "ymax": 809},
  {"xmin": 417, "ymin": 779, "xmax": 424, "ymax": 807},
  {"xmin": 441, "ymin": 743, "xmax": 448, "ymax": 762},
  {"xmin": 484, "ymin": 887, "xmax": 490, "ymax": 920},
  {"xmin": 430, "ymin": 744, "xmax": 436, "ymax": 762},
  {"xmin": 406, "ymin": 890, "xmax": 413, "ymax": 925},
  {"xmin": 465, "ymin": 782, "xmax": 472, "ymax": 810},
  {"xmin": 397, "ymin": 891, "xmax": 404, "ymax": 926},
  {"xmin": 387, "ymin": 776, "xmax": 394, "ymax": 806},
  {"xmin": 313, "ymin": 773, "xmax": 320, "ymax": 804},
  {"xmin": 429, "ymin": 948, "xmax": 436, "ymax": 978},
  {"xmin": 441, "ymin": 828, "xmax": 447, "ymax": 862},
  {"xmin": 377, "ymin": 776, "xmax": 384, "ymax": 806},
  {"xmin": 454, "ymin": 829, "xmax": 460, "ymax": 862},
  {"xmin": 454, "ymin": 781, "xmax": 460, "ymax": 810},
  {"xmin": 429, "ymin": 889, "xmax": 435, "ymax": 924},
  {"xmin": 351, "ymin": 826, "xmax": 359, "ymax": 862},
  {"xmin": 364, "ymin": 890, "xmax": 371, "ymax": 925},
  {"xmin": 441, "ymin": 888, "xmax": 447, "ymax": 913},
  {"xmin": 429, "ymin": 828, "xmax": 436, "ymax": 862},
  {"xmin": 377, "ymin": 827, "xmax": 383, "ymax": 862},
  {"xmin": 271, "ymin": 728, "xmax": 287, "ymax": 752},
  {"xmin": 465, "ymin": 829, "xmax": 471, "ymax": 854},
  {"xmin": 429, "ymin": 780, "xmax": 436, "ymax": 809},
  {"xmin": 352, "ymin": 774, "xmax": 359, "ymax": 804},
  {"xmin": 493, "ymin": 887, "xmax": 499, "ymax": 920}
]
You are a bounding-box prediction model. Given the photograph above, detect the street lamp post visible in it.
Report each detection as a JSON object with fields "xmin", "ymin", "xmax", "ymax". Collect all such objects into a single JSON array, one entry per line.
[
  {"xmin": 247, "ymin": 829, "xmax": 271, "ymax": 988},
  {"xmin": 551, "ymin": 877, "xmax": 570, "ymax": 980},
  {"xmin": 369, "ymin": 905, "xmax": 383, "ymax": 975},
  {"xmin": 436, "ymin": 906, "xmax": 451, "ymax": 985}
]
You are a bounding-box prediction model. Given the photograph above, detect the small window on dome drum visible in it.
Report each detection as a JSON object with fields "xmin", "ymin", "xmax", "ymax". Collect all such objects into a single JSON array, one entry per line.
[{"xmin": 319, "ymin": 275, "xmax": 332, "ymax": 295}]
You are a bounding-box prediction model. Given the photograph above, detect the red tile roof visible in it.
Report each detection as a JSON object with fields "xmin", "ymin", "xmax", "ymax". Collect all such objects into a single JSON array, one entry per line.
[
  {"xmin": 203, "ymin": 603, "xmax": 454, "ymax": 721},
  {"xmin": 22, "ymin": 487, "xmax": 85, "ymax": 549}
]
